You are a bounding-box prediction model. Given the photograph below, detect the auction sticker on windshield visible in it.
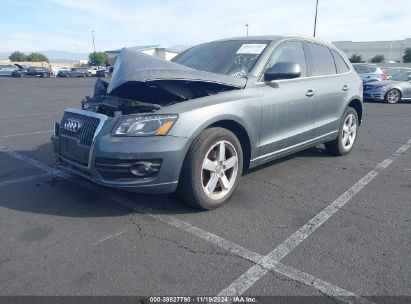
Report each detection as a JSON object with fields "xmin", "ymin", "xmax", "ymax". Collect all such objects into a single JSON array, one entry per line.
[{"xmin": 236, "ymin": 44, "xmax": 267, "ymax": 54}]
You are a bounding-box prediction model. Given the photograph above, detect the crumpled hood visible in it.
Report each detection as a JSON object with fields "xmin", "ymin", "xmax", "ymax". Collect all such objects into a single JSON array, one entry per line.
[{"xmin": 107, "ymin": 48, "xmax": 246, "ymax": 102}]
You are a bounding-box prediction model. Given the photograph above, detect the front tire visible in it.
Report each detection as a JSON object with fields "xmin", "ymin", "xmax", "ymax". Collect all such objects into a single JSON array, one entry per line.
[
  {"xmin": 179, "ymin": 127, "xmax": 243, "ymax": 210},
  {"xmin": 384, "ymin": 89, "xmax": 401, "ymax": 104},
  {"xmin": 325, "ymin": 107, "xmax": 359, "ymax": 156}
]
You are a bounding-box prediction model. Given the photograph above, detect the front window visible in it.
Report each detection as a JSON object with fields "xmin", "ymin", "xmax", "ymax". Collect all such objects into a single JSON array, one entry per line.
[
  {"xmin": 172, "ymin": 40, "xmax": 270, "ymax": 77},
  {"xmin": 390, "ymin": 72, "xmax": 411, "ymax": 81}
]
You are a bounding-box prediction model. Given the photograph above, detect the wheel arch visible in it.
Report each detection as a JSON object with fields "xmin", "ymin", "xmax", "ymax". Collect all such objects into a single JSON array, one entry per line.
[
  {"xmin": 347, "ymin": 98, "xmax": 363, "ymax": 124},
  {"xmin": 208, "ymin": 120, "xmax": 252, "ymax": 172}
]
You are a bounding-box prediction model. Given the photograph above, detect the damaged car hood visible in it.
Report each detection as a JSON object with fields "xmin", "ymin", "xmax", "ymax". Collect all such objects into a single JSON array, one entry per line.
[{"xmin": 106, "ymin": 48, "xmax": 247, "ymax": 103}]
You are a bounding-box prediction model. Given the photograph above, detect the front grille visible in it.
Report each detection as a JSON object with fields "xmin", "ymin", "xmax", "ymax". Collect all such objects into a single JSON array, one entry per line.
[{"xmin": 60, "ymin": 112, "xmax": 100, "ymax": 146}]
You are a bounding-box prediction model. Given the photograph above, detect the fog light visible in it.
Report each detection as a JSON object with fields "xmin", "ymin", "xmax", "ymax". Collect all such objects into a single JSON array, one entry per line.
[{"xmin": 130, "ymin": 161, "xmax": 161, "ymax": 177}]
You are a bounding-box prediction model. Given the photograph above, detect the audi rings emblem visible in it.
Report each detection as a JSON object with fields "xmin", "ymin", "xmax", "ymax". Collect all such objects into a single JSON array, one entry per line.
[{"xmin": 63, "ymin": 118, "xmax": 83, "ymax": 133}]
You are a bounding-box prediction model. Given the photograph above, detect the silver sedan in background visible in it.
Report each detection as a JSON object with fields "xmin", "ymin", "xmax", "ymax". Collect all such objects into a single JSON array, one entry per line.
[{"xmin": 363, "ymin": 71, "xmax": 411, "ymax": 103}]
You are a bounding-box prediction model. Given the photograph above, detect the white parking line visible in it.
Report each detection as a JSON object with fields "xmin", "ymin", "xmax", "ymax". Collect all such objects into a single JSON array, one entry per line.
[
  {"xmin": 0, "ymin": 130, "xmax": 53, "ymax": 138},
  {"xmin": 0, "ymin": 146, "xmax": 67, "ymax": 177},
  {"xmin": 1, "ymin": 146, "xmax": 375, "ymax": 303},
  {"xmin": 217, "ymin": 138, "xmax": 411, "ymax": 297},
  {"xmin": 92, "ymin": 231, "xmax": 127, "ymax": 245},
  {"xmin": 0, "ymin": 173, "xmax": 52, "ymax": 188}
]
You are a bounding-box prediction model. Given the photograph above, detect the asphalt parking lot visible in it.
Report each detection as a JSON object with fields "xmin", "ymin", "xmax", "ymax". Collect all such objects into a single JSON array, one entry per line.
[{"xmin": 0, "ymin": 78, "xmax": 410, "ymax": 303}]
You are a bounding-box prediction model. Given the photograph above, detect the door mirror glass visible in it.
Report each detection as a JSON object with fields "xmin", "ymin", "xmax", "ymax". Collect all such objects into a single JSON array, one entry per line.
[{"xmin": 264, "ymin": 62, "xmax": 301, "ymax": 81}]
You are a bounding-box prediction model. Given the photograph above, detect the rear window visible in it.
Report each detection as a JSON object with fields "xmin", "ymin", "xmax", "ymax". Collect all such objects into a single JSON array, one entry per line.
[
  {"xmin": 353, "ymin": 65, "xmax": 369, "ymax": 74},
  {"xmin": 369, "ymin": 66, "xmax": 377, "ymax": 73},
  {"xmin": 304, "ymin": 42, "xmax": 336, "ymax": 76},
  {"xmin": 331, "ymin": 50, "xmax": 350, "ymax": 74}
]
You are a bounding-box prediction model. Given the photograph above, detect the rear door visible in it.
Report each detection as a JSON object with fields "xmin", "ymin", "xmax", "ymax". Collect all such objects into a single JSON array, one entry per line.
[
  {"xmin": 257, "ymin": 40, "xmax": 315, "ymax": 159},
  {"xmin": 304, "ymin": 42, "xmax": 347, "ymax": 137}
]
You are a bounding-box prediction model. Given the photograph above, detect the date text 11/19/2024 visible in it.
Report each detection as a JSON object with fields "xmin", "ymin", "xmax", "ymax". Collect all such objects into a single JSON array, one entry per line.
[{"xmin": 149, "ymin": 296, "xmax": 257, "ymax": 303}]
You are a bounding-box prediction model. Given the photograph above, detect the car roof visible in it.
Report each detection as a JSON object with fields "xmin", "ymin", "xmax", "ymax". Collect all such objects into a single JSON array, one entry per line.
[{"xmin": 208, "ymin": 34, "xmax": 339, "ymax": 55}]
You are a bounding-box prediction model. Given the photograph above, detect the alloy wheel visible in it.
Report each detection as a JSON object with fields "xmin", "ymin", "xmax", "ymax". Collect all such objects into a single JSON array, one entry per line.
[
  {"xmin": 387, "ymin": 90, "xmax": 400, "ymax": 103},
  {"xmin": 201, "ymin": 140, "xmax": 239, "ymax": 200},
  {"xmin": 342, "ymin": 113, "xmax": 357, "ymax": 150}
]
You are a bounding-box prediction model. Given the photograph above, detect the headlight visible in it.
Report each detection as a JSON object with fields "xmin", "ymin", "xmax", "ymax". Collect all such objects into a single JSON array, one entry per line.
[
  {"xmin": 113, "ymin": 114, "xmax": 178, "ymax": 136},
  {"xmin": 375, "ymin": 86, "xmax": 388, "ymax": 92}
]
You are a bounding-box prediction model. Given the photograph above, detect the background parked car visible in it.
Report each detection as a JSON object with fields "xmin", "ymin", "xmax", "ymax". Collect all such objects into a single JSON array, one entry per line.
[
  {"xmin": 25, "ymin": 67, "xmax": 51, "ymax": 77},
  {"xmin": 352, "ymin": 63, "xmax": 387, "ymax": 83},
  {"xmin": 58, "ymin": 68, "xmax": 91, "ymax": 77},
  {"xmin": 96, "ymin": 66, "xmax": 113, "ymax": 78},
  {"xmin": 57, "ymin": 68, "xmax": 71, "ymax": 77},
  {"xmin": 0, "ymin": 64, "xmax": 18, "ymax": 76},
  {"xmin": 382, "ymin": 67, "xmax": 411, "ymax": 79},
  {"xmin": 86, "ymin": 66, "xmax": 98, "ymax": 76},
  {"xmin": 11, "ymin": 64, "xmax": 29, "ymax": 77},
  {"xmin": 363, "ymin": 71, "xmax": 411, "ymax": 103}
]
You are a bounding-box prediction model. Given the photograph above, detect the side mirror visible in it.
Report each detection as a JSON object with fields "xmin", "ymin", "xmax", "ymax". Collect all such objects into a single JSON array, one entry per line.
[{"xmin": 264, "ymin": 62, "xmax": 301, "ymax": 81}]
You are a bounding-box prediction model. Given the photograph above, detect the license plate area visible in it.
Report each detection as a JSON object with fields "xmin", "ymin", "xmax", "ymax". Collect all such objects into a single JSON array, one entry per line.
[{"xmin": 59, "ymin": 135, "xmax": 90, "ymax": 166}]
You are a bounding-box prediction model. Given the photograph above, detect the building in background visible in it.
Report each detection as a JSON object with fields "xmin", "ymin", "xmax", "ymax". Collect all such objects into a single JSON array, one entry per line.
[
  {"xmin": 332, "ymin": 38, "xmax": 411, "ymax": 63},
  {"xmin": 105, "ymin": 45, "xmax": 180, "ymax": 65}
]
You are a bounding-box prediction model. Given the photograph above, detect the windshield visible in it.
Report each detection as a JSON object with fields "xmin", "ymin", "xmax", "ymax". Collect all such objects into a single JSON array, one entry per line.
[
  {"xmin": 390, "ymin": 72, "xmax": 411, "ymax": 81},
  {"xmin": 172, "ymin": 40, "xmax": 270, "ymax": 77}
]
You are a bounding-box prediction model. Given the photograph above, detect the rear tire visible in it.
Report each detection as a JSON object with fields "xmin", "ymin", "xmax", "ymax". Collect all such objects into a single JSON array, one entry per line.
[
  {"xmin": 325, "ymin": 107, "xmax": 359, "ymax": 156},
  {"xmin": 179, "ymin": 127, "xmax": 243, "ymax": 210},
  {"xmin": 384, "ymin": 89, "xmax": 401, "ymax": 104}
]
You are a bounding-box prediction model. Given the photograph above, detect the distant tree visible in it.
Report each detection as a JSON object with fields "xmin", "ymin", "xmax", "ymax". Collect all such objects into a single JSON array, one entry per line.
[
  {"xmin": 349, "ymin": 53, "xmax": 363, "ymax": 63},
  {"xmin": 9, "ymin": 51, "xmax": 27, "ymax": 61},
  {"xmin": 403, "ymin": 48, "xmax": 411, "ymax": 63},
  {"xmin": 26, "ymin": 52, "xmax": 49, "ymax": 62},
  {"xmin": 89, "ymin": 52, "xmax": 107, "ymax": 65},
  {"xmin": 370, "ymin": 54, "xmax": 384, "ymax": 63}
]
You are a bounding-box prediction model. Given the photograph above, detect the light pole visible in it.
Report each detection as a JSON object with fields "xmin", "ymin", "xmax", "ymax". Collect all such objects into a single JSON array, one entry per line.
[
  {"xmin": 91, "ymin": 30, "xmax": 96, "ymax": 64},
  {"xmin": 245, "ymin": 24, "xmax": 249, "ymax": 37},
  {"xmin": 313, "ymin": 0, "xmax": 319, "ymax": 37}
]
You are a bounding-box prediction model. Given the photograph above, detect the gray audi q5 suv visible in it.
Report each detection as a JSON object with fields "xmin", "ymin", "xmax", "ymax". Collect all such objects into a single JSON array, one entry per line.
[{"xmin": 52, "ymin": 35, "xmax": 363, "ymax": 209}]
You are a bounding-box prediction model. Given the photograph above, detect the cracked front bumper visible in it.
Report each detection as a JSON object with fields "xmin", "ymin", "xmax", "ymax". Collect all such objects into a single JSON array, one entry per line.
[{"xmin": 51, "ymin": 134, "xmax": 190, "ymax": 194}]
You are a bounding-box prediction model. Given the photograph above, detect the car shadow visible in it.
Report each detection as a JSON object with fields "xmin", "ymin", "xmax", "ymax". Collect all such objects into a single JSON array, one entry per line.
[{"xmin": 0, "ymin": 142, "xmax": 332, "ymax": 218}]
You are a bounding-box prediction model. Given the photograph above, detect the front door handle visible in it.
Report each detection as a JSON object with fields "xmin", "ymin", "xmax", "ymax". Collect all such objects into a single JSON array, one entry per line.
[
  {"xmin": 342, "ymin": 85, "xmax": 349, "ymax": 91},
  {"xmin": 306, "ymin": 90, "xmax": 315, "ymax": 97}
]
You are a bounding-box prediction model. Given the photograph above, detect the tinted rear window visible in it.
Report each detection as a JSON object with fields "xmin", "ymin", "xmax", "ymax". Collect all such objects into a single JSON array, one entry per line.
[
  {"xmin": 369, "ymin": 66, "xmax": 377, "ymax": 73},
  {"xmin": 331, "ymin": 50, "xmax": 350, "ymax": 74},
  {"xmin": 353, "ymin": 65, "xmax": 369, "ymax": 74},
  {"xmin": 305, "ymin": 43, "xmax": 336, "ymax": 76}
]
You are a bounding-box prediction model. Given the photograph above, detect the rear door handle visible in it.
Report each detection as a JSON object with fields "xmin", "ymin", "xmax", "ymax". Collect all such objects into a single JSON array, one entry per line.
[
  {"xmin": 306, "ymin": 90, "xmax": 315, "ymax": 97},
  {"xmin": 342, "ymin": 85, "xmax": 349, "ymax": 91}
]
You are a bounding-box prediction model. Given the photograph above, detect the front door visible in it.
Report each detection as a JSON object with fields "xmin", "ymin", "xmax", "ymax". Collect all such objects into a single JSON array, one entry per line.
[{"xmin": 257, "ymin": 41, "xmax": 315, "ymax": 162}]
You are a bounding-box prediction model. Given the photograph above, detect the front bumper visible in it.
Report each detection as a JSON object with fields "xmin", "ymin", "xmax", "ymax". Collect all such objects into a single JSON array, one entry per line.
[
  {"xmin": 52, "ymin": 112, "xmax": 189, "ymax": 194},
  {"xmin": 363, "ymin": 89, "xmax": 386, "ymax": 101}
]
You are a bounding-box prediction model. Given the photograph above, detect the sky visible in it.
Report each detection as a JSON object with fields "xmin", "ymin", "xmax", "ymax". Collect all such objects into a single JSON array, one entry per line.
[{"xmin": 1, "ymin": 0, "xmax": 410, "ymax": 53}]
